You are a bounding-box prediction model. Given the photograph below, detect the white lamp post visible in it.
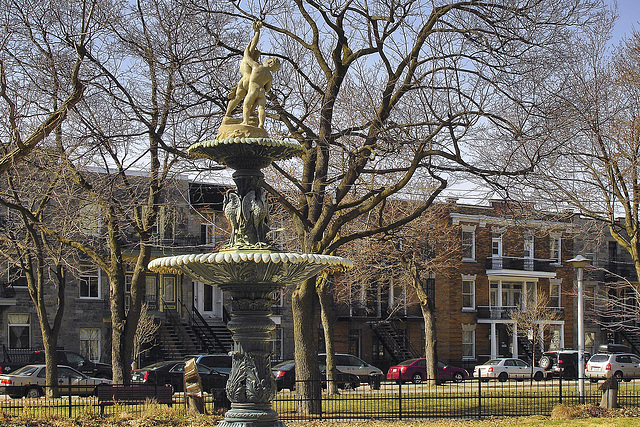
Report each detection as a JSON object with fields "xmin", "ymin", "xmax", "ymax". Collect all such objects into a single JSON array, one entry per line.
[{"xmin": 568, "ymin": 255, "xmax": 590, "ymax": 404}]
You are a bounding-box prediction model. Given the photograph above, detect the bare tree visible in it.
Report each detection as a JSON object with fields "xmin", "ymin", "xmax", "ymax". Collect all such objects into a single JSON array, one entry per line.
[
  {"xmin": 132, "ymin": 303, "xmax": 159, "ymax": 370},
  {"xmin": 0, "ymin": 159, "xmax": 69, "ymax": 397},
  {"xmin": 507, "ymin": 293, "xmax": 560, "ymax": 378},
  {"xmin": 0, "ymin": 0, "xmax": 93, "ymax": 173},
  {"xmin": 0, "ymin": 0, "xmax": 232, "ymax": 384},
  {"xmin": 210, "ymin": 1, "xmax": 605, "ymax": 410},
  {"xmin": 341, "ymin": 202, "xmax": 460, "ymax": 387},
  {"xmin": 509, "ymin": 16, "xmax": 640, "ymax": 282}
]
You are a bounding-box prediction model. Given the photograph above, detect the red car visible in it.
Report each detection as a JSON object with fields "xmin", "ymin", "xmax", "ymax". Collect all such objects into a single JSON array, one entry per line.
[{"xmin": 386, "ymin": 358, "xmax": 469, "ymax": 384}]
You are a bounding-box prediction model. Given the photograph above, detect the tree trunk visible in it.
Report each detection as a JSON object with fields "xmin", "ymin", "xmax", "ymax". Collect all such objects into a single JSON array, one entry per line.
[
  {"xmin": 292, "ymin": 277, "xmax": 322, "ymax": 414},
  {"xmin": 318, "ymin": 277, "xmax": 339, "ymax": 395},
  {"xmin": 43, "ymin": 333, "xmax": 60, "ymax": 398},
  {"xmin": 421, "ymin": 301, "xmax": 438, "ymax": 387}
]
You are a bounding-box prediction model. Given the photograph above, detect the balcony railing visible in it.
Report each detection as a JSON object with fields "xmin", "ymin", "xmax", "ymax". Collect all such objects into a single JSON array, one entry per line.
[
  {"xmin": 484, "ymin": 256, "xmax": 556, "ymax": 272},
  {"xmin": 477, "ymin": 305, "xmax": 564, "ymax": 319}
]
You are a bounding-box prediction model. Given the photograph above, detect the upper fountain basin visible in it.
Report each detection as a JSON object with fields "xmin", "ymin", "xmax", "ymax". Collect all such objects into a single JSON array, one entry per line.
[{"xmin": 189, "ymin": 138, "xmax": 306, "ymax": 170}]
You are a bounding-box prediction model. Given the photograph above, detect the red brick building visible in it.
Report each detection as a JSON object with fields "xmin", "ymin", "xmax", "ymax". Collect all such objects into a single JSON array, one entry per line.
[{"xmin": 323, "ymin": 199, "xmax": 575, "ymax": 373}]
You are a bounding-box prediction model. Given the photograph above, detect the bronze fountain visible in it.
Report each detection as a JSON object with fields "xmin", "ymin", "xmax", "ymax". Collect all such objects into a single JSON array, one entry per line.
[{"xmin": 149, "ymin": 22, "xmax": 352, "ymax": 427}]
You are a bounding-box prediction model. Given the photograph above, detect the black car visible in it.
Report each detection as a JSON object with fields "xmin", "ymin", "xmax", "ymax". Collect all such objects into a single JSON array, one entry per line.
[
  {"xmin": 131, "ymin": 360, "xmax": 229, "ymax": 406},
  {"xmin": 538, "ymin": 350, "xmax": 591, "ymax": 379},
  {"xmin": 184, "ymin": 354, "xmax": 232, "ymax": 375},
  {"xmin": 29, "ymin": 350, "xmax": 112, "ymax": 379},
  {"xmin": 272, "ymin": 360, "xmax": 360, "ymax": 391}
]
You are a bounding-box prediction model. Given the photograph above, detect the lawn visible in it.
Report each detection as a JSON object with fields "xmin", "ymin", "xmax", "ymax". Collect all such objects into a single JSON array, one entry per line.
[{"xmin": 0, "ymin": 403, "xmax": 638, "ymax": 427}]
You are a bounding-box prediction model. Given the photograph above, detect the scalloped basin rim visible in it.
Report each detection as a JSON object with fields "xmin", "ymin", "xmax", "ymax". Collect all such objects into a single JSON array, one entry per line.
[{"xmin": 148, "ymin": 252, "xmax": 353, "ymax": 270}]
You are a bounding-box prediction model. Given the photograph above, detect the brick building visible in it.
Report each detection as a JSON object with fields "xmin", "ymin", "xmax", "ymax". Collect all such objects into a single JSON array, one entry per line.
[{"xmin": 322, "ymin": 199, "xmax": 576, "ymax": 373}]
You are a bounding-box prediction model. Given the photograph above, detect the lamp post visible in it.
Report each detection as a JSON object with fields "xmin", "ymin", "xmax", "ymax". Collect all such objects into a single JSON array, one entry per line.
[{"xmin": 568, "ymin": 255, "xmax": 590, "ymax": 404}]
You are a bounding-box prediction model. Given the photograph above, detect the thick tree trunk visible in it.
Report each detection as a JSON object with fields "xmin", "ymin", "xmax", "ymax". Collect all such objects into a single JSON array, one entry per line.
[
  {"xmin": 292, "ymin": 277, "xmax": 322, "ymax": 414},
  {"xmin": 318, "ymin": 278, "xmax": 339, "ymax": 395},
  {"xmin": 43, "ymin": 333, "xmax": 60, "ymax": 398},
  {"xmin": 421, "ymin": 302, "xmax": 438, "ymax": 387}
]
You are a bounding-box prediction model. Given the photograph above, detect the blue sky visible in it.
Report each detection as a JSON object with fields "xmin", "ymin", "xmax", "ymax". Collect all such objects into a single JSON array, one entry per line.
[{"xmin": 609, "ymin": 0, "xmax": 639, "ymax": 43}]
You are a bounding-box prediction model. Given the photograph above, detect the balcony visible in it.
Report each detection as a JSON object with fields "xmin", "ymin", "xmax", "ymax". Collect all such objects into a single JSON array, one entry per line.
[
  {"xmin": 484, "ymin": 256, "xmax": 557, "ymax": 273},
  {"xmin": 477, "ymin": 305, "xmax": 564, "ymax": 320}
]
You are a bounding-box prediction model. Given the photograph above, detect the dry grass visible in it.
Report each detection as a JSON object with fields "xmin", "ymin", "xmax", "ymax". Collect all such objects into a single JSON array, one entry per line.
[{"xmin": 1, "ymin": 403, "xmax": 640, "ymax": 427}]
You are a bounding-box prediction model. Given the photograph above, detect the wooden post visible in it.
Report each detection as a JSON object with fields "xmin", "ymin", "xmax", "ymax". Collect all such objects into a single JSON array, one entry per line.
[
  {"xmin": 184, "ymin": 358, "xmax": 206, "ymax": 414},
  {"xmin": 598, "ymin": 377, "xmax": 619, "ymax": 409}
]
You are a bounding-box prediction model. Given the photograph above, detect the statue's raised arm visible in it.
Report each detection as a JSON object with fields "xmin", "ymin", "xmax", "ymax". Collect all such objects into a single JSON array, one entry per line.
[{"xmin": 220, "ymin": 21, "xmax": 280, "ymax": 139}]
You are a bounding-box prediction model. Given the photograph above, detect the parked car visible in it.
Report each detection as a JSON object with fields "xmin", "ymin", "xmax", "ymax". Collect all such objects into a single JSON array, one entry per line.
[
  {"xmin": 131, "ymin": 360, "xmax": 228, "ymax": 405},
  {"xmin": 271, "ymin": 360, "xmax": 360, "ymax": 391},
  {"xmin": 318, "ymin": 353, "xmax": 383, "ymax": 388},
  {"xmin": 538, "ymin": 350, "xmax": 591, "ymax": 379},
  {"xmin": 184, "ymin": 354, "xmax": 232, "ymax": 375},
  {"xmin": 586, "ymin": 352, "xmax": 640, "ymax": 382},
  {"xmin": 386, "ymin": 358, "xmax": 470, "ymax": 384},
  {"xmin": 0, "ymin": 364, "xmax": 111, "ymax": 398},
  {"xmin": 473, "ymin": 358, "xmax": 545, "ymax": 382},
  {"xmin": 29, "ymin": 350, "xmax": 112, "ymax": 379}
]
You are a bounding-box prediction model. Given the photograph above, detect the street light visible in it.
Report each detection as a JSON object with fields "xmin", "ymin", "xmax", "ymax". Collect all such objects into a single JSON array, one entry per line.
[{"xmin": 568, "ymin": 255, "xmax": 590, "ymax": 404}]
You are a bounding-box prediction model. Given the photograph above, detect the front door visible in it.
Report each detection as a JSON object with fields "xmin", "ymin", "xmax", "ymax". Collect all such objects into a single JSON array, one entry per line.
[{"xmin": 195, "ymin": 281, "xmax": 224, "ymax": 319}]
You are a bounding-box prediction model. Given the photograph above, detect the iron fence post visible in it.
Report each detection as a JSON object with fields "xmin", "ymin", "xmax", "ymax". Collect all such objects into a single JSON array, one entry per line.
[
  {"xmin": 559, "ymin": 375, "xmax": 562, "ymax": 404},
  {"xmin": 477, "ymin": 374, "xmax": 482, "ymax": 418},
  {"xmin": 398, "ymin": 378, "xmax": 402, "ymax": 420},
  {"xmin": 68, "ymin": 376, "xmax": 72, "ymax": 418}
]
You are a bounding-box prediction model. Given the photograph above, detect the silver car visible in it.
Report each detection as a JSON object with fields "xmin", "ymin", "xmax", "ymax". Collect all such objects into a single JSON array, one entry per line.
[
  {"xmin": 586, "ymin": 352, "xmax": 640, "ymax": 381},
  {"xmin": 0, "ymin": 364, "xmax": 111, "ymax": 398},
  {"xmin": 474, "ymin": 358, "xmax": 545, "ymax": 381},
  {"xmin": 318, "ymin": 353, "xmax": 383, "ymax": 384}
]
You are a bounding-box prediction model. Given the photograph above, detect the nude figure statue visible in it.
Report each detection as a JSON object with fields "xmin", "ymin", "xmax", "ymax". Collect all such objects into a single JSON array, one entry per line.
[
  {"xmin": 225, "ymin": 21, "xmax": 281, "ymax": 129},
  {"xmin": 225, "ymin": 21, "xmax": 262, "ymax": 119}
]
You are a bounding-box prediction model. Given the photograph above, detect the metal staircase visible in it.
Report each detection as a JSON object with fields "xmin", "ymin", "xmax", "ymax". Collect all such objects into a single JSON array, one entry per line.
[
  {"xmin": 157, "ymin": 302, "xmax": 233, "ymax": 360},
  {"xmin": 516, "ymin": 336, "xmax": 541, "ymax": 365},
  {"xmin": 618, "ymin": 330, "xmax": 640, "ymax": 355},
  {"xmin": 373, "ymin": 321, "xmax": 419, "ymax": 363}
]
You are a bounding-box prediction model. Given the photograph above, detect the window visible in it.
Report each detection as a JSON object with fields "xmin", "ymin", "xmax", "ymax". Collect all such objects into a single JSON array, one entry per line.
[
  {"xmin": 550, "ymin": 235, "xmax": 561, "ymax": 264},
  {"xmin": 7, "ymin": 313, "xmax": 30, "ymax": 349},
  {"xmin": 7, "ymin": 264, "xmax": 27, "ymax": 288},
  {"xmin": 462, "ymin": 325, "xmax": 475, "ymax": 360},
  {"xmin": 492, "ymin": 233, "xmax": 503, "ymax": 269},
  {"xmin": 549, "ymin": 279, "xmax": 561, "ymax": 307},
  {"xmin": 272, "ymin": 324, "xmax": 283, "ymax": 362},
  {"xmin": 124, "ymin": 274, "xmax": 132, "ymax": 314},
  {"xmin": 145, "ymin": 276, "xmax": 157, "ymax": 309},
  {"xmin": 79, "ymin": 270, "xmax": 101, "ymax": 299},
  {"xmin": 461, "ymin": 226, "xmax": 476, "ymax": 260},
  {"xmin": 548, "ymin": 324, "xmax": 562, "ymax": 350},
  {"xmin": 462, "ymin": 275, "xmax": 476, "ymax": 310},
  {"xmin": 151, "ymin": 206, "xmax": 176, "ymax": 243},
  {"xmin": 524, "ymin": 235, "xmax": 534, "ymax": 270},
  {"xmin": 80, "ymin": 328, "xmax": 101, "ymax": 362},
  {"xmin": 201, "ymin": 222, "xmax": 217, "ymax": 246},
  {"xmin": 77, "ymin": 204, "xmax": 102, "ymax": 236}
]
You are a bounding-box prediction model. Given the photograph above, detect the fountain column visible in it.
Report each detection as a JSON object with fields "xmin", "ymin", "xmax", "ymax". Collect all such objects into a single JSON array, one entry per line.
[{"xmin": 149, "ymin": 21, "xmax": 352, "ymax": 426}]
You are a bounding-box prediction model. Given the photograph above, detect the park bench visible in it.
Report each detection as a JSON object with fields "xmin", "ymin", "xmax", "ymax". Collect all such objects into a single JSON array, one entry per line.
[{"xmin": 97, "ymin": 384, "xmax": 173, "ymax": 415}]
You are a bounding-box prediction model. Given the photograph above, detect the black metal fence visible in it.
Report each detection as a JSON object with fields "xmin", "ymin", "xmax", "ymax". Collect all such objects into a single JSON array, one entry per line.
[{"xmin": 0, "ymin": 377, "xmax": 636, "ymax": 420}]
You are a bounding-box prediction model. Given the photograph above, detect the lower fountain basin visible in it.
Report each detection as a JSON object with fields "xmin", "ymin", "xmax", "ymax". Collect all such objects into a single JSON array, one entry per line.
[{"xmin": 148, "ymin": 251, "xmax": 352, "ymax": 286}]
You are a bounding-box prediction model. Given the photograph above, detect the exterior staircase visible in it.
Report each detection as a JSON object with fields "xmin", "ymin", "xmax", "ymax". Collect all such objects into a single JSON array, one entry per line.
[
  {"xmin": 619, "ymin": 330, "xmax": 640, "ymax": 355},
  {"xmin": 516, "ymin": 336, "xmax": 541, "ymax": 365},
  {"xmin": 157, "ymin": 306, "xmax": 233, "ymax": 361},
  {"xmin": 373, "ymin": 321, "xmax": 419, "ymax": 363}
]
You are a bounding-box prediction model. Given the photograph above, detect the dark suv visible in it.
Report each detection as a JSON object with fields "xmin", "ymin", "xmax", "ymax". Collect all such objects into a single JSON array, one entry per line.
[
  {"xmin": 184, "ymin": 354, "xmax": 232, "ymax": 375},
  {"xmin": 538, "ymin": 350, "xmax": 590, "ymax": 379}
]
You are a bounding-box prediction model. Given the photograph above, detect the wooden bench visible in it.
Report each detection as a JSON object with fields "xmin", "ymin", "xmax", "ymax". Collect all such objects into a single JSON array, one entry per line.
[{"xmin": 97, "ymin": 385, "xmax": 173, "ymax": 415}]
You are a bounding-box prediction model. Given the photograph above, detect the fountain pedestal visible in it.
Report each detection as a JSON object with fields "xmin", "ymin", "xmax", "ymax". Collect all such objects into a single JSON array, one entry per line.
[{"xmin": 149, "ymin": 135, "xmax": 352, "ymax": 426}]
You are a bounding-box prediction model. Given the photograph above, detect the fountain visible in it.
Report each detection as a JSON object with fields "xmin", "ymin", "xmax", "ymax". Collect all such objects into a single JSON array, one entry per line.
[{"xmin": 148, "ymin": 22, "xmax": 352, "ymax": 427}]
